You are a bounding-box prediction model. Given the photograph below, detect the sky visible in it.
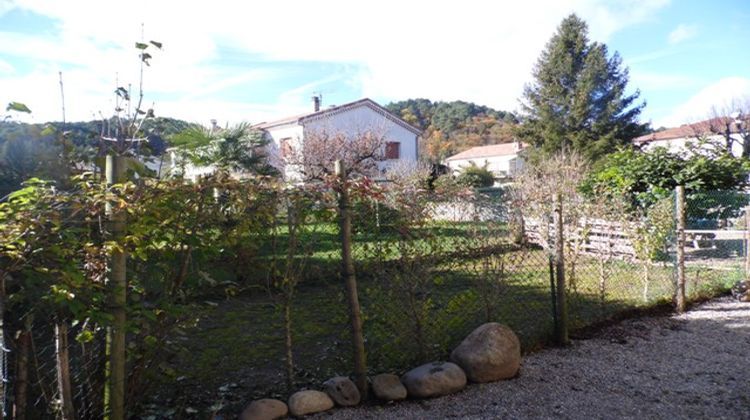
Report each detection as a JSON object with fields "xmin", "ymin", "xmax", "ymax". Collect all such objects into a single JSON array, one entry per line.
[{"xmin": 0, "ymin": 0, "xmax": 748, "ymax": 129}]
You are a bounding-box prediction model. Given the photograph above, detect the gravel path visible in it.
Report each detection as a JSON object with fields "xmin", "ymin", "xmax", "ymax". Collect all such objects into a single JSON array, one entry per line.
[{"xmin": 319, "ymin": 297, "xmax": 750, "ymax": 419}]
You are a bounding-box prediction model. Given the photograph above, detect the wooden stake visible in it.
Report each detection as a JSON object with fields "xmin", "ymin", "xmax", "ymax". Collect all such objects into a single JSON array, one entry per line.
[
  {"xmin": 675, "ymin": 185, "xmax": 686, "ymax": 313},
  {"xmin": 105, "ymin": 154, "xmax": 127, "ymax": 420},
  {"xmin": 554, "ymin": 193, "xmax": 569, "ymax": 345},
  {"xmin": 335, "ymin": 160, "xmax": 368, "ymax": 398}
]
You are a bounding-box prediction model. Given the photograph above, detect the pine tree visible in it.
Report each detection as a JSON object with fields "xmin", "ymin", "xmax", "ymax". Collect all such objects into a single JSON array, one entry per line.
[{"xmin": 518, "ymin": 14, "xmax": 647, "ymax": 161}]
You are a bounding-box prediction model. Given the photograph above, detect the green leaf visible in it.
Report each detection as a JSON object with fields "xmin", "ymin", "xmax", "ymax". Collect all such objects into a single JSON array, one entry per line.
[
  {"xmin": 135, "ymin": 42, "xmax": 149, "ymax": 50},
  {"xmin": 149, "ymin": 40, "xmax": 163, "ymax": 49},
  {"xmin": 41, "ymin": 124, "xmax": 57, "ymax": 136},
  {"xmin": 6, "ymin": 101, "xmax": 31, "ymax": 113},
  {"xmin": 115, "ymin": 87, "xmax": 130, "ymax": 101}
]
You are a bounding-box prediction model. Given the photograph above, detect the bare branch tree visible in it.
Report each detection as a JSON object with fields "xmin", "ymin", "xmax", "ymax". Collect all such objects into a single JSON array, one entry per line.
[
  {"xmin": 705, "ymin": 97, "xmax": 750, "ymax": 157},
  {"xmin": 278, "ymin": 128, "xmax": 388, "ymax": 182}
]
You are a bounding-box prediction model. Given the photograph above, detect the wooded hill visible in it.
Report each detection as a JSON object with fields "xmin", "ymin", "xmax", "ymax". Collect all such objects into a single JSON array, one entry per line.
[
  {"xmin": 386, "ymin": 99, "xmax": 518, "ymax": 162},
  {"xmin": 0, "ymin": 117, "xmax": 194, "ymax": 196}
]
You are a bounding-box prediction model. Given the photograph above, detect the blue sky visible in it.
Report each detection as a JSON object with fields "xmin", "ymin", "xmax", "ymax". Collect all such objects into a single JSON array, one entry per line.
[{"xmin": 0, "ymin": 0, "xmax": 748, "ymax": 129}]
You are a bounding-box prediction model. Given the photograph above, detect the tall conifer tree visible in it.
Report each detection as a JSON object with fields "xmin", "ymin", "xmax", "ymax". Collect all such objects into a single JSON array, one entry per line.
[{"xmin": 518, "ymin": 14, "xmax": 647, "ymax": 161}]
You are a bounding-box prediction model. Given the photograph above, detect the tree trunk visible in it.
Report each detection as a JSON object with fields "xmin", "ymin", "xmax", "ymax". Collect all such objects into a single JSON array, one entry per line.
[
  {"xmin": 55, "ymin": 321, "xmax": 76, "ymax": 420},
  {"xmin": 105, "ymin": 154, "xmax": 127, "ymax": 420},
  {"xmin": 335, "ymin": 160, "xmax": 368, "ymax": 398},
  {"xmin": 283, "ymin": 300, "xmax": 294, "ymax": 393}
]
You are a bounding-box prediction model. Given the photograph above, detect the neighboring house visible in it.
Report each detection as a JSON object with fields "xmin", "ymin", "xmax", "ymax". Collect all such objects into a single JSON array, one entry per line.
[
  {"xmin": 634, "ymin": 116, "xmax": 749, "ymax": 157},
  {"xmin": 254, "ymin": 97, "xmax": 421, "ymax": 180},
  {"xmin": 445, "ymin": 142, "xmax": 527, "ymax": 180}
]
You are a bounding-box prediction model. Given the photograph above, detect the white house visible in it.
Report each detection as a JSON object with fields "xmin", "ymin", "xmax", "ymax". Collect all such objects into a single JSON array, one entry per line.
[
  {"xmin": 445, "ymin": 142, "xmax": 527, "ymax": 180},
  {"xmin": 634, "ymin": 116, "xmax": 749, "ymax": 156},
  {"xmin": 173, "ymin": 97, "xmax": 420, "ymax": 181},
  {"xmin": 254, "ymin": 97, "xmax": 421, "ymax": 180}
]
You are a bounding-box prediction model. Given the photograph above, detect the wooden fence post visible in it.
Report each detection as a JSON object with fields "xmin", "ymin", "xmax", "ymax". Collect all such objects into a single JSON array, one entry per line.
[
  {"xmin": 55, "ymin": 322, "xmax": 75, "ymax": 419},
  {"xmin": 335, "ymin": 160, "xmax": 368, "ymax": 398},
  {"xmin": 13, "ymin": 316, "xmax": 32, "ymax": 420},
  {"xmin": 675, "ymin": 185, "xmax": 686, "ymax": 313},
  {"xmin": 105, "ymin": 154, "xmax": 127, "ymax": 420},
  {"xmin": 553, "ymin": 193, "xmax": 569, "ymax": 345}
]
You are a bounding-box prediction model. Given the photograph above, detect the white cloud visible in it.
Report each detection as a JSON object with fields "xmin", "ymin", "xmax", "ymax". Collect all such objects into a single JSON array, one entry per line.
[
  {"xmin": 1, "ymin": 0, "xmax": 672, "ymax": 123},
  {"xmin": 0, "ymin": 58, "xmax": 14, "ymax": 74},
  {"xmin": 656, "ymin": 77, "xmax": 750, "ymax": 127},
  {"xmin": 668, "ymin": 23, "xmax": 697, "ymax": 44}
]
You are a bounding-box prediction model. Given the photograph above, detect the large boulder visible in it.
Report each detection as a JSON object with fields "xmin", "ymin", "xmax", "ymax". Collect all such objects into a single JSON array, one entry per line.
[
  {"xmin": 323, "ymin": 376, "xmax": 361, "ymax": 406},
  {"xmin": 288, "ymin": 390, "xmax": 334, "ymax": 417},
  {"xmin": 450, "ymin": 322, "xmax": 521, "ymax": 383},
  {"xmin": 239, "ymin": 398, "xmax": 288, "ymax": 420},
  {"xmin": 401, "ymin": 361, "xmax": 467, "ymax": 398},
  {"xmin": 372, "ymin": 373, "xmax": 407, "ymax": 402}
]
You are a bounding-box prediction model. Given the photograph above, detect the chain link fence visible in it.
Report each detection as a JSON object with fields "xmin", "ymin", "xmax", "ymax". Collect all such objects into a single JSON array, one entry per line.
[
  {"xmin": 681, "ymin": 189, "xmax": 748, "ymax": 299},
  {"xmin": 2, "ymin": 181, "xmax": 746, "ymax": 418}
]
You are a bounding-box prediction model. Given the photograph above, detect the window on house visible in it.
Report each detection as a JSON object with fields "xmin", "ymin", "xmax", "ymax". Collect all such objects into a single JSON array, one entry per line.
[
  {"xmin": 280, "ymin": 138, "xmax": 292, "ymax": 158},
  {"xmin": 385, "ymin": 141, "xmax": 400, "ymax": 159}
]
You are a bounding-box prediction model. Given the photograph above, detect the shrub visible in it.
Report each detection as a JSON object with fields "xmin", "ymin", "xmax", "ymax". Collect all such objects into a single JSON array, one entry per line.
[{"xmin": 457, "ymin": 164, "xmax": 495, "ymax": 188}]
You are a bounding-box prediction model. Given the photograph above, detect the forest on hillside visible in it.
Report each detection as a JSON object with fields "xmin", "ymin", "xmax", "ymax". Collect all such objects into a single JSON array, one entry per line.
[
  {"xmin": 0, "ymin": 117, "xmax": 194, "ymax": 197},
  {"xmin": 386, "ymin": 99, "xmax": 518, "ymax": 162}
]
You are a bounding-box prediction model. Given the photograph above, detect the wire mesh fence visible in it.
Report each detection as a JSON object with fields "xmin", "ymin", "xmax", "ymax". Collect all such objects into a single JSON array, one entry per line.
[
  {"xmin": 682, "ymin": 189, "xmax": 748, "ymax": 299},
  {"xmin": 2, "ymin": 318, "xmax": 106, "ymax": 420},
  {"xmin": 2, "ymin": 179, "xmax": 746, "ymax": 418}
]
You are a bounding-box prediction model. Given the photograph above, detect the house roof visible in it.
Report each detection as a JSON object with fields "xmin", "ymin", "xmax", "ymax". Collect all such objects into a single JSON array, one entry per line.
[
  {"xmin": 252, "ymin": 98, "xmax": 423, "ymax": 135},
  {"xmin": 634, "ymin": 116, "xmax": 749, "ymax": 144},
  {"xmin": 445, "ymin": 142, "xmax": 527, "ymax": 161}
]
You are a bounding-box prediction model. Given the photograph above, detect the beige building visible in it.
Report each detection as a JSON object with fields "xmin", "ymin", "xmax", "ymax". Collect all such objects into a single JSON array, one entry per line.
[
  {"xmin": 445, "ymin": 142, "xmax": 527, "ymax": 180},
  {"xmin": 634, "ymin": 116, "xmax": 749, "ymax": 156}
]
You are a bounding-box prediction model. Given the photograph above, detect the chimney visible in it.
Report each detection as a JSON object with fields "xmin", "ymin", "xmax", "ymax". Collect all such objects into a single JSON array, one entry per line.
[{"xmin": 312, "ymin": 95, "xmax": 321, "ymax": 112}]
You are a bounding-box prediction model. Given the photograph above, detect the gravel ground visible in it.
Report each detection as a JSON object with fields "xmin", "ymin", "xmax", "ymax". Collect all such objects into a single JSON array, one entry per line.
[{"xmin": 317, "ymin": 296, "xmax": 750, "ymax": 419}]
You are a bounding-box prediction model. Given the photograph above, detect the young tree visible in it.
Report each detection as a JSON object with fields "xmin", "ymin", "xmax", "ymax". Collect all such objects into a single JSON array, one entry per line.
[
  {"xmin": 705, "ymin": 99, "xmax": 750, "ymax": 157},
  {"xmin": 518, "ymin": 14, "xmax": 647, "ymax": 161},
  {"xmin": 280, "ymin": 128, "xmax": 387, "ymax": 181},
  {"xmin": 100, "ymin": 37, "xmax": 162, "ymax": 420}
]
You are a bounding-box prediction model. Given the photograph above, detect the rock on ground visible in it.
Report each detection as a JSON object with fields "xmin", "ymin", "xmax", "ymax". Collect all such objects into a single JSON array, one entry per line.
[
  {"xmin": 450, "ymin": 322, "xmax": 521, "ymax": 383},
  {"xmin": 288, "ymin": 390, "xmax": 334, "ymax": 417},
  {"xmin": 401, "ymin": 361, "xmax": 467, "ymax": 398},
  {"xmin": 323, "ymin": 376, "xmax": 361, "ymax": 406},
  {"xmin": 239, "ymin": 398, "xmax": 288, "ymax": 420},
  {"xmin": 371, "ymin": 374, "xmax": 407, "ymax": 402}
]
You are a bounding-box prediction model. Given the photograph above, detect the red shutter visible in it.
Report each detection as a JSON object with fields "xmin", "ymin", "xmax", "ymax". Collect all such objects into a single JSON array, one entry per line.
[{"xmin": 385, "ymin": 142, "xmax": 400, "ymax": 159}]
